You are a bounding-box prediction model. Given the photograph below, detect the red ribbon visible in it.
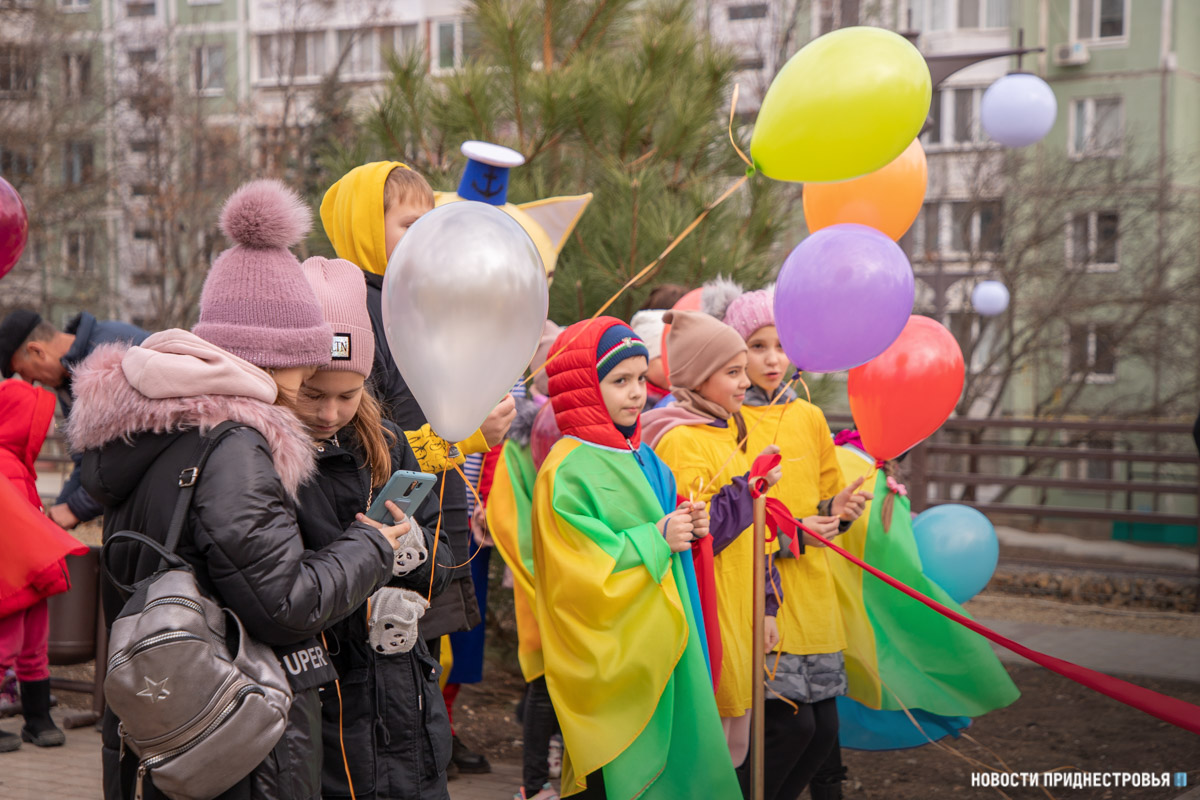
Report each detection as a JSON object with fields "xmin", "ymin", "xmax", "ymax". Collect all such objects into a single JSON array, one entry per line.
[{"xmin": 794, "ymin": 521, "xmax": 1200, "ymax": 736}]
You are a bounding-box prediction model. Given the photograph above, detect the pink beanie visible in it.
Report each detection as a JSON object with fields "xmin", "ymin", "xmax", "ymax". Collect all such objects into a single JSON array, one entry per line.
[
  {"xmin": 723, "ymin": 286, "xmax": 775, "ymax": 341},
  {"xmin": 193, "ymin": 179, "xmax": 333, "ymax": 370},
  {"xmin": 301, "ymin": 256, "xmax": 374, "ymax": 379}
]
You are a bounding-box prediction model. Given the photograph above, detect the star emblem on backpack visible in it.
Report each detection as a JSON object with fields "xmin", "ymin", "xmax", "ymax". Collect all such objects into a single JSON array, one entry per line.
[{"xmin": 137, "ymin": 676, "xmax": 171, "ymax": 703}]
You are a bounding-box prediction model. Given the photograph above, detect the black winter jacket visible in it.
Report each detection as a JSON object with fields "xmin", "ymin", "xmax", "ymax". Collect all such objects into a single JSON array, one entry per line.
[
  {"xmin": 83, "ymin": 426, "xmax": 393, "ymax": 800},
  {"xmin": 295, "ymin": 422, "xmax": 454, "ymax": 799},
  {"xmin": 363, "ymin": 272, "xmax": 481, "ymax": 640}
]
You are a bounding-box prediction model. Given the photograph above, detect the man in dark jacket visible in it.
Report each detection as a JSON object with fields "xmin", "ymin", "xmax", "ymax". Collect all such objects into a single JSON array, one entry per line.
[{"xmin": 0, "ymin": 309, "xmax": 148, "ymax": 528}]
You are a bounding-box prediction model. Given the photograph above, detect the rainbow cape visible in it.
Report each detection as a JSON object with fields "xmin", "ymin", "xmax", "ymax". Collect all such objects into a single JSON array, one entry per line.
[
  {"xmin": 828, "ymin": 445, "xmax": 1019, "ymax": 749},
  {"xmin": 532, "ymin": 437, "xmax": 738, "ymax": 799}
]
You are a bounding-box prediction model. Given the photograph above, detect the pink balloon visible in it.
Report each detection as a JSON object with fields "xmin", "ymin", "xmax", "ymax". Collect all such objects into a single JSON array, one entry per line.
[
  {"xmin": 0, "ymin": 177, "xmax": 29, "ymax": 281},
  {"xmin": 530, "ymin": 401, "xmax": 563, "ymax": 471}
]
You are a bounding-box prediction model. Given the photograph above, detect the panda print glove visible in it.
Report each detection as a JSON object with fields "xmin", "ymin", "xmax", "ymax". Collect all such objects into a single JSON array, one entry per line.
[
  {"xmin": 392, "ymin": 522, "xmax": 430, "ymax": 576},
  {"xmin": 368, "ymin": 588, "xmax": 429, "ymax": 655}
]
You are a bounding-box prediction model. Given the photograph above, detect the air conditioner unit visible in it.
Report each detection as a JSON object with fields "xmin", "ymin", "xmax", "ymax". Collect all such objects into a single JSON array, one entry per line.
[{"xmin": 1053, "ymin": 41, "xmax": 1090, "ymax": 66}]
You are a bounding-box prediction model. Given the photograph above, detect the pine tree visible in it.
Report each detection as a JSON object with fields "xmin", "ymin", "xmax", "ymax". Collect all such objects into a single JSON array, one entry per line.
[{"xmin": 319, "ymin": 0, "xmax": 799, "ymax": 322}]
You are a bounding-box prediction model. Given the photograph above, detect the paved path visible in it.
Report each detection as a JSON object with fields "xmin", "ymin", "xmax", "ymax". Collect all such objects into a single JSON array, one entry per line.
[
  {"xmin": 3, "ymin": 619, "xmax": 1196, "ymax": 799},
  {"xmin": 976, "ymin": 617, "xmax": 1200, "ymax": 683}
]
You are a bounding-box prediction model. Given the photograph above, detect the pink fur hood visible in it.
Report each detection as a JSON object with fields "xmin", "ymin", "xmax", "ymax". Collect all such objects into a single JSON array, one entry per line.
[{"xmin": 66, "ymin": 330, "xmax": 316, "ymax": 496}]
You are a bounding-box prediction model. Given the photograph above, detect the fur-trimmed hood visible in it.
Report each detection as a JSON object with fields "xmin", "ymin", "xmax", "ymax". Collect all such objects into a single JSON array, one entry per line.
[
  {"xmin": 67, "ymin": 333, "xmax": 316, "ymax": 496},
  {"xmin": 507, "ymin": 394, "xmax": 542, "ymax": 448}
]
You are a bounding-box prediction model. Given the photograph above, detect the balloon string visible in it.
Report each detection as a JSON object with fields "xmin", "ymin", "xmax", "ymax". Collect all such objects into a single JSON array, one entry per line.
[
  {"xmin": 727, "ymin": 83, "xmax": 753, "ymax": 169},
  {"xmin": 426, "ymin": 473, "xmax": 448, "ymax": 601},
  {"xmin": 697, "ymin": 374, "xmax": 799, "ymax": 498},
  {"xmin": 525, "ymin": 173, "xmax": 750, "ymax": 388},
  {"xmin": 444, "ymin": 459, "xmax": 493, "ymax": 570}
]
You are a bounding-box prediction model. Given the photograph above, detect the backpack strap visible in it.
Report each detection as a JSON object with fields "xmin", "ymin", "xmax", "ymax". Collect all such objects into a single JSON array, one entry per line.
[{"xmin": 102, "ymin": 421, "xmax": 249, "ymax": 595}]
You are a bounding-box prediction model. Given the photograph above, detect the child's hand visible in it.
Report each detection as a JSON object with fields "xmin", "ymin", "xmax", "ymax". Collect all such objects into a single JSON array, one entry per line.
[
  {"xmin": 480, "ymin": 394, "xmax": 517, "ymax": 449},
  {"xmin": 688, "ymin": 501, "xmax": 709, "ymax": 540},
  {"xmin": 800, "ymin": 515, "xmax": 840, "ymax": 547},
  {"xmin": 657, "ymin": 509, "xmax": 695, "ymax": 553},
  {"xmin": 356, "ymin": 502, "xmax": 412, "ymax": 550},
  {"xmin": 832, "ymin": 476, "xmax": 874, "ymax": 522},
  {"xmin": 764, "ymin": 615, "xmax": 780, "ymax": 653},
  {"xmin": 757, "ymin": 444, "xmax": 783, "ymax": 488}
]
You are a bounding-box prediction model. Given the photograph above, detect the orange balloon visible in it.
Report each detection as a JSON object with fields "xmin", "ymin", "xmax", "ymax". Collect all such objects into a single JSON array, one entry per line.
[
  {"xmin": 660, "ymin": 288, "xmax": 703, "ymax": 386},
  {"xmin": 803, "ymin": 139, "xmax": 927, "ymax": 242},
  {"xmin": 848, "ymin": 315, "xmax": 964, "ymax": 461}
]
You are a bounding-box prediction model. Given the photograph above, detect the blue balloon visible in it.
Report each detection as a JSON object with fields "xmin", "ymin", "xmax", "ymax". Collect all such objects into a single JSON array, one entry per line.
[
  {"xmin": 911, "ymin": 504, "xmax": 998, "ymax": 603},
  {"xmin": 971, "ymin": 280, "xmax": 1009, "ymax": 316},
  {"xmin": 980, "ymin": 73, "xmax": 1057, "ymax": 148}
]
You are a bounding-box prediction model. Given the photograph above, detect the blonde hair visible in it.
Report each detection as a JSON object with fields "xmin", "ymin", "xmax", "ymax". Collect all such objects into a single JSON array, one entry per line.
[
  {"xmin": 352, "ymin": 389, "xmax": 399, "ymax": 488},
  {"xmin": 383, "ymin": 166, "xmax": 434, "ymax": 212}
]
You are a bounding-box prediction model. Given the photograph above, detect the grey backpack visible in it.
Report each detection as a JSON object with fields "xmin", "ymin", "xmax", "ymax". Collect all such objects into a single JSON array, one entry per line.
[{"xmin": 101, "ymin": 422, "xmax": 293, "ymax": 800}]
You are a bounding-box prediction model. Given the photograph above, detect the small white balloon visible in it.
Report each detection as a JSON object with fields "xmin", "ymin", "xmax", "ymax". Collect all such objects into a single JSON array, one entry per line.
[
  {"xmin": 972, "ymin": 281, "xmax": 1010, "ymax": 316},
  {"xmin": 381, "ymin": 201, "xmax": 548, "ymax": 442},
  {"xmin": 980, "ymin": 73, "xmax": 1057, "ymax": 148}
]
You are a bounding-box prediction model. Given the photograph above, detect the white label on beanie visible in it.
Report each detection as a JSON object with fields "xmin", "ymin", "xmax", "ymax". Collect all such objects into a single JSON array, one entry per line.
[{"xmin": 332, "ymin": 333, "xmax": 352, "ymax": 361}]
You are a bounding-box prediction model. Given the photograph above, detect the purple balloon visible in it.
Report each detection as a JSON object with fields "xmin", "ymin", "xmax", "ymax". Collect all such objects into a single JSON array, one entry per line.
[{"xmin": 774, "ymin": 224, "xmax": 914, "ymax": 373}]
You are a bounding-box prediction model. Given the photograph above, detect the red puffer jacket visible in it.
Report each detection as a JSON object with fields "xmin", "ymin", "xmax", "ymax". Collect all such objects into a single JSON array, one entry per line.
[{"xmin": 0, "ymin": 379, "xmax": 87, "ymax": 617}]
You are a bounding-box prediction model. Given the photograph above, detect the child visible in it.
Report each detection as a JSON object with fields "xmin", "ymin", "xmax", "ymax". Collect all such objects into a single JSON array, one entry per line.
[
  {"xmin": 0, "ymin": 379, "xmax": 88, "ymax": 752},
  {"xmin": 718, "ymin": 286, "xmax": 870, "ymax": 800},
  {"xmin": 533, "ymin": 317, "xmax": 739, "ymax": 800},
  {"xmin": 293, "ymin": 256, "xmax": 456, "ymax": 800},
  {"xmin": 640, "ymin": 309, "xmax": 784, "ymax": 779}
]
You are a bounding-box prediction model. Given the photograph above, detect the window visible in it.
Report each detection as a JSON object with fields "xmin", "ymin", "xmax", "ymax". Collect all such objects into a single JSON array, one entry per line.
[
  {"xmin": 258, "ymin": 32, "xmax": 326, "ymax": 82},
  {"xmin": 1070, "ymin": 97, "xmax": 1122, "ymax": 157},
  {"xmin": 63, "ymin": 141, "xmax": 94, "ymax": 184},
  {"xmin": 128, "ymin": 48, "xmax": 157, "ymax": 69},
  {"xmin": 131, "ymin": 182, "xmax": 155, "ymax": 197},
  {"xmin": 1067, "ymin": 211, "xmax": 1119, "ymax": 270},
  {"xmin": 1063, "ymin": 436, "xmax": 1115, "ymax": 481},
  {"xmin": 0, "ymin": 47, "xmax": 36, "ymax": 95},
  {"xmin": 816, "ymin": 0, "xmax": 859, "ymax": 35},
  {"xmin": 337, "ymin": 27, "xmax": 416, "ymax": 78},
  {"xmin": 729, "ymin": 3, "xmax": 768, "ymax": 20},
  {"xmin": 132, "ymin": 223, "xmax": 154, "ymax": 240},
  {"xmin": 433, "ymin": 19, "xmax": 483, "ymax": 71},
  {"xmin": 63, "ymin": 52, "xmax": 91, "ymax": 98},
  {"xmin": 907, "ymin": 0, "xmax": 1008, "ymax": 31},
  {"xmin": 193, "ymin": 44, "xmax": 225, "ymax": 93},
  {"xmin": 126, "ymin": 0, "xmax": 155, "ymax": 17},
  {"xmin": 0, "ymin": 146, "xmax": 36, "ymax": 180},
  {"xmin": 59, "ymin": 0, "xmax": 89, "ymax": 10},
  {"xmin": 917, "ymin": 200, "xmax": 1003, "ymax": 258},
  {"xmin": 923, "ymin": 87, "xmax": 986, "ymax": 147},
  {"xmin": 1067, "ymin": 322, "xmax": 1116, "ymax": 380},
  {"xmin": 64, "ymin": 230, "xmax": 94, "ymax": 274},
  {"xmin": 129, "ymin": 137, "xmax": 158, "ymax": 155},
  {"xmin": 1074, "ymin": 0, "xmax": 1126, "ymax": 41},
  {"xmin": 736, "ymin": 56, "xmax": 765, "ymax": 71}
]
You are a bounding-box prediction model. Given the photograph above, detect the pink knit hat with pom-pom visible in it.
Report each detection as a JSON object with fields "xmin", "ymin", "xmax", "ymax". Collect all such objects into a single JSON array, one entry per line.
[
  {"xmin": 193, "ymin": 179, "xmax": 333, "ymax": 369},
  {"xmin": 723, "ymin": 286, "xmax": 775, "ymax": 341}
]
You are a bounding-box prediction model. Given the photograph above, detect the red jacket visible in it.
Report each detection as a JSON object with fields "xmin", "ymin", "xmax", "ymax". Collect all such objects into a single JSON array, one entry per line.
[{"xmin": 0, "ymin": 380, "xmax": 87, "ymax": 617}]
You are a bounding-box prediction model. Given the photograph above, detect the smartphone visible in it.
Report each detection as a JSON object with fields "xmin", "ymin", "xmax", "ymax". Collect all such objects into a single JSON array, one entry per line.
[{"xmin": 365, "ymin": 470, "xmax": 437, "ymax": 525}]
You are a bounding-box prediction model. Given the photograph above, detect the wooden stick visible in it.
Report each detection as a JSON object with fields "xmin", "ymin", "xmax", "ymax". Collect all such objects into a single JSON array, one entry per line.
[{"xmin": 750, "ymin": 493, "xmax": 767, "ymax": 800}]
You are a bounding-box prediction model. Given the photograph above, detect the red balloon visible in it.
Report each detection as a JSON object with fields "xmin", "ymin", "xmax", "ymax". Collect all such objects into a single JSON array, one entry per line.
[
  {"xmin": 530, "ymin": 401, "xmax": 563, "ymax": 471},
  {"xmin": 0, "ymin": 177, "xmax": 29, "ymax": 281},
  {"xmin": 660, "ymin": 288, "xmax": 703, "ymax": 386},
  {"xmin": 848, "ymin": 315, "xmax": 964, "ymax": 461}
]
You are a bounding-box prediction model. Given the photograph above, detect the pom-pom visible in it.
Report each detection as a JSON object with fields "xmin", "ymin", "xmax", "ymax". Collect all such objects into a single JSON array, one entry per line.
[
  {"xmin": 219, "ymin": 179, "xmax": 311, "ymax": 250},
  {"xmin": 701, "ymin": 275, "xmax": 744, "ymax": 322}
]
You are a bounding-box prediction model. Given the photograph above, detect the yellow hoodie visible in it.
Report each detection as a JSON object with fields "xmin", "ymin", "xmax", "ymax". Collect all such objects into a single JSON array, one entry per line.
[{"xmin": 320, "ymin": 161, "xmax": 489, "ymax": 467}]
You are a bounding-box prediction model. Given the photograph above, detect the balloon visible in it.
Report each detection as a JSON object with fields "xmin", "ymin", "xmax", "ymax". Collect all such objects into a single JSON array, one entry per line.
[
  {"xmin": 848, "ymin": 315, "xmax": 964, "ymax": 461},
  {"xmin": 530, "ymin": 401, "xmax": 563, "ymax": 471},
  {"xmin": 751, "ymin": 27, "xmax": 931, "ymax": 183},
  {"xmin": 911, "ymin": 505, "xmax": 998, "ymax": 604},
  {"xmin": 382, "ymin": 201, "xmax": 548, "ymax": 442},
  {"xmin": 971, "ymin": 281, "xmax": 1010, "ymax": 316},
  {"xmin": 774, "ymin": 224, "xmax": 914, "ymax": 373},
  {"xmin": 0, "ymin": 177, "xmax": 29, "ymax": 281},
  {"xmin": 660, "ymin": 287, "xmax": 702, "ymax": 387},
  {"xmin": 803, "ymin": 139, "xmax": 927, "ymax": 242},
  {"xmin": 980, "ymin": 73, "xmax": 1058, "ymax": 148}
]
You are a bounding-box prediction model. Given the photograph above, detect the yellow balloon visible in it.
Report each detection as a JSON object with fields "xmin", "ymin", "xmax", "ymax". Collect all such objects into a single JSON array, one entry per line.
[{"xmin": 750, "ymin": 27, "xmax": 931, "ymax": 183}]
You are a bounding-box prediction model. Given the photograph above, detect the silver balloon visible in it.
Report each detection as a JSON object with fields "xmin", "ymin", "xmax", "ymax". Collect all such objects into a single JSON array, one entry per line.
[{"xmin": 381, "ymin": 201, "xmax": 548, "ymax": 442}]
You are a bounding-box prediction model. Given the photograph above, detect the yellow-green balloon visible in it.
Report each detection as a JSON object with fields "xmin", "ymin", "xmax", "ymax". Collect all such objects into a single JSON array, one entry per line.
[{"xmin": 751, "ymin": 27, "xmax": 932, "ymax": 183}]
